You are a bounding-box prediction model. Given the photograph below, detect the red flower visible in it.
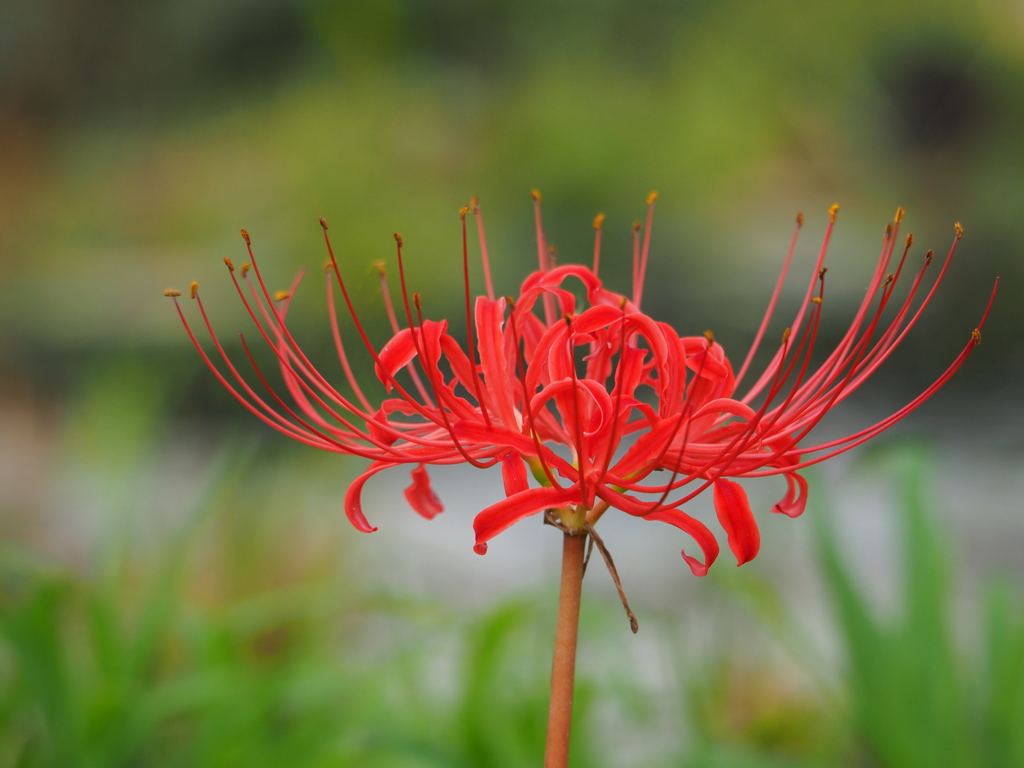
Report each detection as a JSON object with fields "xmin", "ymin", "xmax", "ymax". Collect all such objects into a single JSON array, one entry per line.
[{"xmin": 167, "ymin": 195, "xmax": 996, "ymax": 576}]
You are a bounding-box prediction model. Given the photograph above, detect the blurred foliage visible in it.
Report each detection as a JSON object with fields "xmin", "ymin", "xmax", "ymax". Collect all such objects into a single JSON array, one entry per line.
[{"xmin": 814, "ymin": 448, "xmax": 1024, "ymax": 768}]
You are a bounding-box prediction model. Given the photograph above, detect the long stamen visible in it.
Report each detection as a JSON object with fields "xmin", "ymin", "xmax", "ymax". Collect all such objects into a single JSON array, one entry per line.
[
  {"xmin": 592, "ymin": 213, "xmax": 605, "ymax": 276},
  {"xmin": 375, "ymin": 259, "xmax": 435, "ymax": 406},
  {"xmin": 470, "ymin": 197, "xmax": 495, "ymax": 301},
  {"xmin": 324, "ymin": 266, "xmax": 373, "ymax": 412},
  {"xmin": 634, "ymin": 192, "xmax": 657, "ymax": 309},
  {"xmin": 734, "ymin": 212, "xmax": 803, "ymax": 388},
  {"xmin": 461, "ymin": 206, "xmax": 493, "ymax": 427},
  {"xmin": 533, "ymin": 190, "xmax": 555, "ymax": 325},
  {"xmin": 320, "ymin": 220, "xmax": 450, "ymax": 426}
]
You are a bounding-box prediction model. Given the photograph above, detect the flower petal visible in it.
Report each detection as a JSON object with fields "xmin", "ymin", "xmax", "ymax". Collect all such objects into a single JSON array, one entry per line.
[
  {"xmin": 472, "ymin": 486, "xmax": 581, "ymax": 554},
  {"xmin": 713, "ymin": 478, "xmax": 760, "ymax": 565},
  {"xmin": 500, "ymin": 451, "xmax": 529, "ymax": 497},
  {"xmin": 344, "ymin": 462, "xmax": 392, "ymax": 533},
  {"xmin": 404, "ymin": 464, "xmax": 444, "ymax": 519},
  {"xmin": 643, "ymin": 508, "xmax": 720, "ymax": 576},
  {"xmin": 773, "ymin": 470, "xmax": 808, "ymax": 518}
]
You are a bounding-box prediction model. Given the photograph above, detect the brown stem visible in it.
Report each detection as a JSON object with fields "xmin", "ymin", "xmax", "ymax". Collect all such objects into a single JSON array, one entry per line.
[{"xmin": 544, "ymin": 531, "xmax": 587, "ymax": 768}]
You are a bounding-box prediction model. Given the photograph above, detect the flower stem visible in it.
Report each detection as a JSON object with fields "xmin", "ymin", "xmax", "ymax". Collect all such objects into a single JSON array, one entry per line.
[{"xmin": 544, "ymin": 530, "xmax": 587, "ymax": 768}]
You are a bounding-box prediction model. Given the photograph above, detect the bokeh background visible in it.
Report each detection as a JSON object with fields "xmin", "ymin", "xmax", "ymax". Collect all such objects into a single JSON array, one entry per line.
[{"xmin": 1, "ymin": 0, "xmax": 1023, "ymax": 766}]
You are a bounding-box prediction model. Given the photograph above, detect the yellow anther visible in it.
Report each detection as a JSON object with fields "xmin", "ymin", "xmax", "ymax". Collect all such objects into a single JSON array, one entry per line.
[
  {"xmin": 646, "ymin": 190, "xmax": 658, "ymax": 205},
  {"xmin": 531, "ymin": 189, "xmax": 542, "ymax": 203},
  {"xmin": 241, "ymin": 263, "xmax": 251, "ymax": 277},
  {"xmin": 796, "ymin": 212, "xmax": 804, "ymax": 227},
  {"xmin": 323, "ymin": 260, "xmax": 333, "ymax": 272},
  {"xmin": 274, "ymin": 291, "xmax": 289, "ymax": 301},
  {"xmin": 224, "ymin": 257, "xmax": 235, "ymax": 271},
  {"xmin": 394, "ymin": 233, "xmax": 403, "ymax": 246},
  {"xmin": 818, "ymin": 267, "xmax": 828, "ymax": 278},
  {"xmin": 924, "ymin": 250, "xmax": 934, "ymax": 265},
  {"xmin": 506, "ymin": 295, "xmax": 517, "ymax": 308},
  {"xmin": 459, "ymin": 205, "xmax": 469, "ymax": 220},
  {"xmin": 373, "ymin": 260, "xmax": 387, "ymax": 276},
  {"xmin": 704, "ymin": 329, "xmax": 715, "ymax": 345},
  {"xmin": 955, "ymin": 222, "xmax": 964, "ymax": 239},
  {"xmin": 894, "ymin": 207, "xmax": 905, "ymax": 223},
  {"xmin": 619, "ymin": 297, "xmax": 627, "ymax": 310},
  {"xmin": 883, "ymin": 274, "xmax": 894, "ymax": 288},
  {"xmin": 593, "ymin": 212, "xmax": 605, "ymax": 230},
  {"xmin": 632, "ymin": 221, "xmax": 642, "ymax": 233},
  {"xmin": 828, "ymin": 203, "xmax": 839, "ymax": 223},
  {"xmin": 414, "ymin": 292, "xmax": 423, "ymax": 310},
  {"xmin": 319, "ymin": 217, "xmax": 329, "ymax": 231},
  {"xmin": 782, "ymin": 327, "xmax": 792, "ymax": 341},
  {"xmin": 905, "ymin": 233, "xmax": 914, "ymax": 248},
  {"xmin": 241, "ymin": 229, "xmax": 251, "ymax": 245},
  {"xmin": 163, "ymin": 289, "xmax": 181, "ymax": 297},
  {"xmin": 885, "ymin": 223, "xmax": 893, "ymax": 238},
  {"xmin": 471, "ymin": 196, "xmax": 480, "ymax": 212},
  {"xmin": 811, "ymin": 296, "xmax": 822, "ymax": 304},
  {"xmin": 190, "ymin": 281, "xmax": 199, "ymax": 299},
  {"xmin": 972, "ymin": 328, "xmax": 982, "ymax": 345}
]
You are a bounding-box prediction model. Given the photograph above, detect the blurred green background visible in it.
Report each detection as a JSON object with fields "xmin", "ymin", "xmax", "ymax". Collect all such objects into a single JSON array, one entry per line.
[{"xmin": 1, "ymin": 0, "xmax": 1022, "ymax": 765}]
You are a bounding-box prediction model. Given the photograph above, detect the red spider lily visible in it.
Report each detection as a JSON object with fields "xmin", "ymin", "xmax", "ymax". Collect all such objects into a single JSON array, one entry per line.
[{"xmin": 167, "ymin": 194, "xmax": 997, "ymax": 576}]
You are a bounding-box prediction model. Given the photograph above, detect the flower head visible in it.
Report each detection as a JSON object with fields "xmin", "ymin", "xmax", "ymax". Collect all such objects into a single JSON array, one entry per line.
[{"xmin": 168, "ymin": 195, "xmax": 996, "ymax": 576}]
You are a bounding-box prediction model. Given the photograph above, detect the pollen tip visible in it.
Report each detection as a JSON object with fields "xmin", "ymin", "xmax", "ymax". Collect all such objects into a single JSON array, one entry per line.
[
  {"xmin": 563, "ymin": 313, "xmax": 573, "ymax": 327},
  {"xmin": 459, "ymin": 205, "xmax": 469, "ymax": 220},
  {"xmin": 972, "ymin": 328, "xmax": 982, "ymax": 346},
  {"xmin": 470, "ymin": 196, "xmax": 480, "ymax": 212},
  {"xmin": 828, "ymin": 203, "xmax": 839, "ymax": 223},
  {"xmin": 163, "ymin": 289, "xmax": 181, "ymax": 297},
  {"xmin": 224, "ymin": 257, "xmax": 235, "ymax": 272},
  {"xmin": 796, "ymin": 212, "xmax": 804, "ymax": 227},
  {"xmin": 811, "ymin": 296, "xmax": 822, "ymax": 304},
  {"xmin": 394, "ymin": 232, "xmax": 403, "ymax": 247},
  {"xmin": 905, "ymin": 233, "xmax": 914, "ymax": 248},
  {"xmin": 782, "ymin": 327, "xmax": 792, "ymax": 341},
  {"xmin": 413, "ymin": 292, "xmax": 422, "ymax": 310},
  {"xmin": 955, "ymin": 222, "xmax": 964, "ymax": 239},
  {"xmin": 190, "ymin": 281, "xmax": 199, "ymax": 299},
  {"xmin": 925, "ymin": 249, "xmax": 934, "ymax": 265},
  {"xmin": 240, "ymin": 228, "xmax": 251, "ymax": 245},
  {"xmin": 646, "ymin": 190, "xmax": 658, "ymax": 205},
  {"xmin": 894, "ymin": 206, "xmax": 905, "ymax": 223},
  {"xmin": 884, "ymin": 223, "xmax": 893, "ymax": 238},
  {"xmin": 319, "ymin": 217, "xmax": 328, "ymax": 231},
  {"xmin": 372, "ymin": 260, "xmax": 387, "ymax": 276},
  {"xmin": 704, "ymin": 329, "xmax": 715, "ymax": 345},
  {"xmin": 818, "ymin": 267, "xmax": 828, "ymax": 278},
  {"xmin": 506, "ymin": 295, "xmax": 517, "ymax": 307},
  {"xmin": 593, "ymin": 212, "xmax": 605, "ymax": 229},
  {"xmin": 530, "ymin": 189, "xmax": 542, "ymax": 203},
  {"xmin": 619, "ymin": 297, "xmax": 627, "ymax": 310},
  {"xmin": 274, "ymin": 290, "xmax": 289, "ymax": 302},
  {"xmin": 241, "ymin": 263, "xmax": 251, "ymax": 277},
  {"xmin": 323, "ymin": 259, "xmax": 333, "ymax": 272},
  {"xmin": 632, "ymin": 220, "xmax": 642, "ymax": 234}
]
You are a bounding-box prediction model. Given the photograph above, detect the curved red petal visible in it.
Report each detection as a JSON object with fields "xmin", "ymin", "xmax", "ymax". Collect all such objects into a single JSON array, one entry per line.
[
  {"xmin": 643, "ymin": 507, "xmax": 721, "ymax": 576},
  {"xmin": 773, "ymin": 471, "xmax": 808, "ymax": 518},
  {"xmin": 404, "ymin": 464, "xmax": 444, "ymax": 519},
  {"xmin": 344, "ymin": 462, "xmax": 392, "ymax": 533},
  {"xmin": 472, "ymin": 486, "xmax": 581, "ymax": 554},
  {"xmin": 713, "ymin": 478, "xmax": 760, "ymax": 565}
]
